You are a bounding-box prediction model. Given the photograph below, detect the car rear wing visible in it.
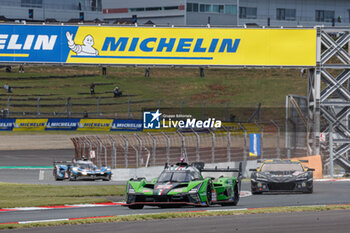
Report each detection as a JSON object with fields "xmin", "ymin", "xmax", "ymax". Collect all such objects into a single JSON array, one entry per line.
[
  {"xmin": 257, "ymin": 159, "xmax": 309, "ymax": 163},
  {"xmin": 53, "ymin": 161, "xmax": 72, "ymax": 166},
  {"xmin": 200, "ymin": 162, "xmax": 242, "ymax": 179}
]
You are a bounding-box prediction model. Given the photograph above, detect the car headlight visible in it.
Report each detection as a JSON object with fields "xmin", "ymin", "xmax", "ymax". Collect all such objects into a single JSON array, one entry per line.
[
  {"xmin": 189, "ymin": 183, "xmax": 203, "ymax": 194},
  {"xmin": 256, "ymin": 173, "xmax": 268, "ymax": 181},
  {"xmin": 297, "ymin": 172, "xmax": 308, "ymax": 180},
  {"xmin": 81, "ymin": 172, "xmax": 87, "ymax": 175},
  {"xmin": 128, "ymin": 184, "xmax": 135, "ymax": 194},
  {"xmin": 72, "ymin": 167, "xmax": 78, "ymax": 172}
]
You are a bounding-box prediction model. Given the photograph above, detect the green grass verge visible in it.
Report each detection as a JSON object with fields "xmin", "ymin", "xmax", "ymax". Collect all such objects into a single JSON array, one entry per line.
[
  {"xmin": 1, "ymin": 205, "xmax": 350, "ymax": 230},
  {"xmin": 0, "ymin": 182, "xmax": 125, "ymax": 208}
]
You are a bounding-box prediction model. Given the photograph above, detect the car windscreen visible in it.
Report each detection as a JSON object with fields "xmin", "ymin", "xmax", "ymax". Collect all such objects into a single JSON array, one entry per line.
[
  {"xmin": 260, "ymin": 163, "xmax": 303, "ymax": 172},
  {"xmin": 158, "ymin": 171, "xmax": 191, "ymax": 182},
  {"xmin": 77, "ymin": 163, "xmax": 94, "ymax": 170}
]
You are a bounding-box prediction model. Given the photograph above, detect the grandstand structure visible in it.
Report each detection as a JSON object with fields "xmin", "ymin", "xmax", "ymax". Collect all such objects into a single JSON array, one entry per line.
[
  {"xmin": 103, "ymin": 0, "xmax": 350, "ymax": 27},
  {"xmin": 0, "ymin": 0, "xmax": 102, "ymax": 22}
]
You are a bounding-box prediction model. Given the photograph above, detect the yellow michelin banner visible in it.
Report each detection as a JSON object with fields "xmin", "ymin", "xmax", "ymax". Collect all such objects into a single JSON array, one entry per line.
[
  {"xmin": 67, "ymin": 27, "xmax": 316, "ymax": 67},
  {"xmin": 13, "ymin": 119, "xmax": 48, "ymax": 131},
  {"xmin": 77, "ymin": 119, "xmax": 113, "ymax": 131}
]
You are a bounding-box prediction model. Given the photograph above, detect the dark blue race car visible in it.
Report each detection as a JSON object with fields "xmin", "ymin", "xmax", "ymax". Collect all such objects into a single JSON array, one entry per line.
[{"xmin": 53, "ymin": 159, "xmax": 112, "ymax": 181}]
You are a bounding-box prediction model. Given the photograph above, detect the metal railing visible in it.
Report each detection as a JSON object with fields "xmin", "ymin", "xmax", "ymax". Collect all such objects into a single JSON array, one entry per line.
[{"xmin": 1, "ymin": 97, "xmax": 266, "ymax": 119}]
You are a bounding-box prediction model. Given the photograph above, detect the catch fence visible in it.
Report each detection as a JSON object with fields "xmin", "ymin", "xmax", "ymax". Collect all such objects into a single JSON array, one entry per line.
[{"xmin": 71, "ymin": 121, "xmax": 306, "ymax": 169}]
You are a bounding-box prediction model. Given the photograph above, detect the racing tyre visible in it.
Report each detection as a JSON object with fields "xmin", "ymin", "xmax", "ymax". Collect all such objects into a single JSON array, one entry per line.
[
  {"xmin": 232, "ymin": 184, "xmax": 240, "ymax": 206},
  {"xmin": 54, "ymin": 174, "xmax": 62, "ymax": 181},
  {"xmin": 69, "ymin": 174, "xmax": 77, "ymax": 181},
  {"xmin": 304, "ymin": 185, "xmax": 313, "ymax": 194},
  {"xmin": 221, "ymin": 184, "xmax": 240, "ymax": 206},
  {"xmin": 103, "ymin": 174, "xmax": 111, "ymax": 181},
  {"xmin": 206, "ymin": 182, "xmax": 212, "ymax": 207},
  {"xmin": 128, "ymin": 204, "xmax": 144, "ymax": 209},
  {"xmin": 53, "ymin": 169, "xmax": 61, "ymax": 181}
]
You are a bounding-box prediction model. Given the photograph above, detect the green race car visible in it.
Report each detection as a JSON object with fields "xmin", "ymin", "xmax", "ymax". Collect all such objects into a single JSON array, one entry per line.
[{"xmin": 125, "ymin": 160, "xmax": 242, "ymax": 209}]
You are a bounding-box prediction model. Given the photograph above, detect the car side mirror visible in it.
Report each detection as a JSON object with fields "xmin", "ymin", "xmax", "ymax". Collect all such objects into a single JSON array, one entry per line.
[
  {"xmin": 249, "ymin": 169, "xmax": 257, "ymax": 172},
  {"xmin": 308, "ymin": 168, "xmax": 315, "ymax": 171}
]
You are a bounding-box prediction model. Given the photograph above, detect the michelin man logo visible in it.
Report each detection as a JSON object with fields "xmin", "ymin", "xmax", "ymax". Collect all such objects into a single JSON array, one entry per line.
[
  {"xmin": 66, "ymin": 32, "xmax": 99, "ymax": 56},
  {"xmin": 143, "ymin": 110, "xmax": 161, "ymax": 129}
]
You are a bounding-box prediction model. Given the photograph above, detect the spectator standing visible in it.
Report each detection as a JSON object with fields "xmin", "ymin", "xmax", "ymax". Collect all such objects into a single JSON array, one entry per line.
[
  {"xmin": 145, "ymin": 67, "xmax": 150, "ymax": 77},
  {"xmin": 4, "ymin": 82, "xmax": 9, "ymax": 91},
  {"xmin": 113, "ymin": 86, "xmax": 122, "ymax": 97},
  {"xmin": 90, "ymin": 83, "xmax": 95, "ymax": 95},
  {"xmin": 200, "ymin": 68, "xmax": 205, "ymax": 78},
  {"xmin": 102, "ymin": 67, "xmax": 107, "ymax": 76},
  {"xmin": 4, "ymin": 82, "xmax": 12, "ymax": 93},
  {"xmin": 19, "ymin": 65, "xmax": 24, "ymax": 73}
]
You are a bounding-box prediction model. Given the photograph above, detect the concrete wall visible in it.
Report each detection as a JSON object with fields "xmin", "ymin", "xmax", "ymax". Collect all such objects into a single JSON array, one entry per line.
[{"xmin": 111, "ymin": 160, "xmax": 259, "ymax": 181}]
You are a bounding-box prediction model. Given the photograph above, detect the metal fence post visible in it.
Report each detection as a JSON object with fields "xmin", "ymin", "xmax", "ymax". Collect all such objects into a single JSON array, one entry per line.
[
  {"xmin": 222, "ymin": 126, "xmax": 231, "ymax": 162},
  {"xmin": 285, "ymin": 96, "xmax": 291, "ymax": 158},
  {"xmin": 85, "ymin": 136, "xmax": 98, "ymax": 165},
  {"xmin": 271, "ymin": 120, "xmax": 281, "ymax": 158},
  {"xmin": 84, "ymin": 136, "xmax": 92, "ymax": 158},
  {"xmin": 147, "ymin": 132, "xmax": 156, "ymax": 166},
  {"xmin": 121, "ymin": 135, "xmax": 129, "ymax": 168},
  {"xmin": 108, "ymin": 135, "xmax": 117, "ymax": 169},
  {"xmin": 79, "ymin": 137, "xmax": 86, "ymax": 159},
  {"xmin": 131, "ymin": 145, "xmax": 139, "ymax": 171},
  {"xmin": 37, "ymin": 97, "xmax": 41, "ymax": 116},
  {"xmin": 329, "ymin": 123, "xmax": 334, "ymax": 178},
  {"xmin": 97, "ymin": 97, "xmax": 101, "ymax": 116},
  {"xmin": 66, "ymin": 97, "xmax": 71, "ymax": 117},
  {"xmin": 255, "ymin": 121, "xmax": 263, "ymax": 158},
  {"xmin": 239, "ymin": 123, "xmax": 248, "ymax": 163},
  {"xmin": 96, "ymin": 136, "xmax": 103, "ymax": 167},
  {"xmin": 191, "ymin": 129, "xmax": 200, "ymax": 162},
  {"xmin": 180, "ymin": 100, "xmax": 184, "ymax": 114},
  {"xmin": 128, "ymin": 99, "xmax": 130, "ymax": 119},
  {"xmin": 209, "ymin": 129, "xmax": 215, "ymax": 163},
  {"xmin": 162, "ymin": 132, "xmax": 170, "ymax": 164},
  {"xmin": 95, "ymin": 136, "xmax": 107, "ymax": 166},
  {"xmin": 135, "ymin": 134, "xmax": 143, "ymax": 168},
  {"xmin": 202, "ymin": 101, "xmax": 206, "ymax": 120},
  {"xmin": 177, "ymin": 131, "xmax": 187, "ymax": 161},
  {"xmin": 226, "ymin": 102, "xmax": 229, "ymax": 121},
  {"xmin": 144, "ymin": 147, "xmax": 151, "ymax": 167},
  {"xmin": 7, "ymin": 96, "xmax": 11, "ymax": 117}
]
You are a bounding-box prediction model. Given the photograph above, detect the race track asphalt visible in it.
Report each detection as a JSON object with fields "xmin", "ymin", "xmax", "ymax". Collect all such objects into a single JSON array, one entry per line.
[
  {"xmin": 0, "ymin": 149, "xmax": 74, "ymax": 166},
  {"xmin": 1, "ymin": 181, "xmax": 350, "ymax": 224},
  {"xmin": 2, "ymin": 210, "xmax": 350, "ymax": 233}
]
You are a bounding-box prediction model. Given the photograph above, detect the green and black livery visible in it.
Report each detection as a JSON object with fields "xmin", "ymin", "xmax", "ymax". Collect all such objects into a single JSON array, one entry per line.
[{"xmin": 125, "ymin": 161, "xmax": 242, "ymax": 209}]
